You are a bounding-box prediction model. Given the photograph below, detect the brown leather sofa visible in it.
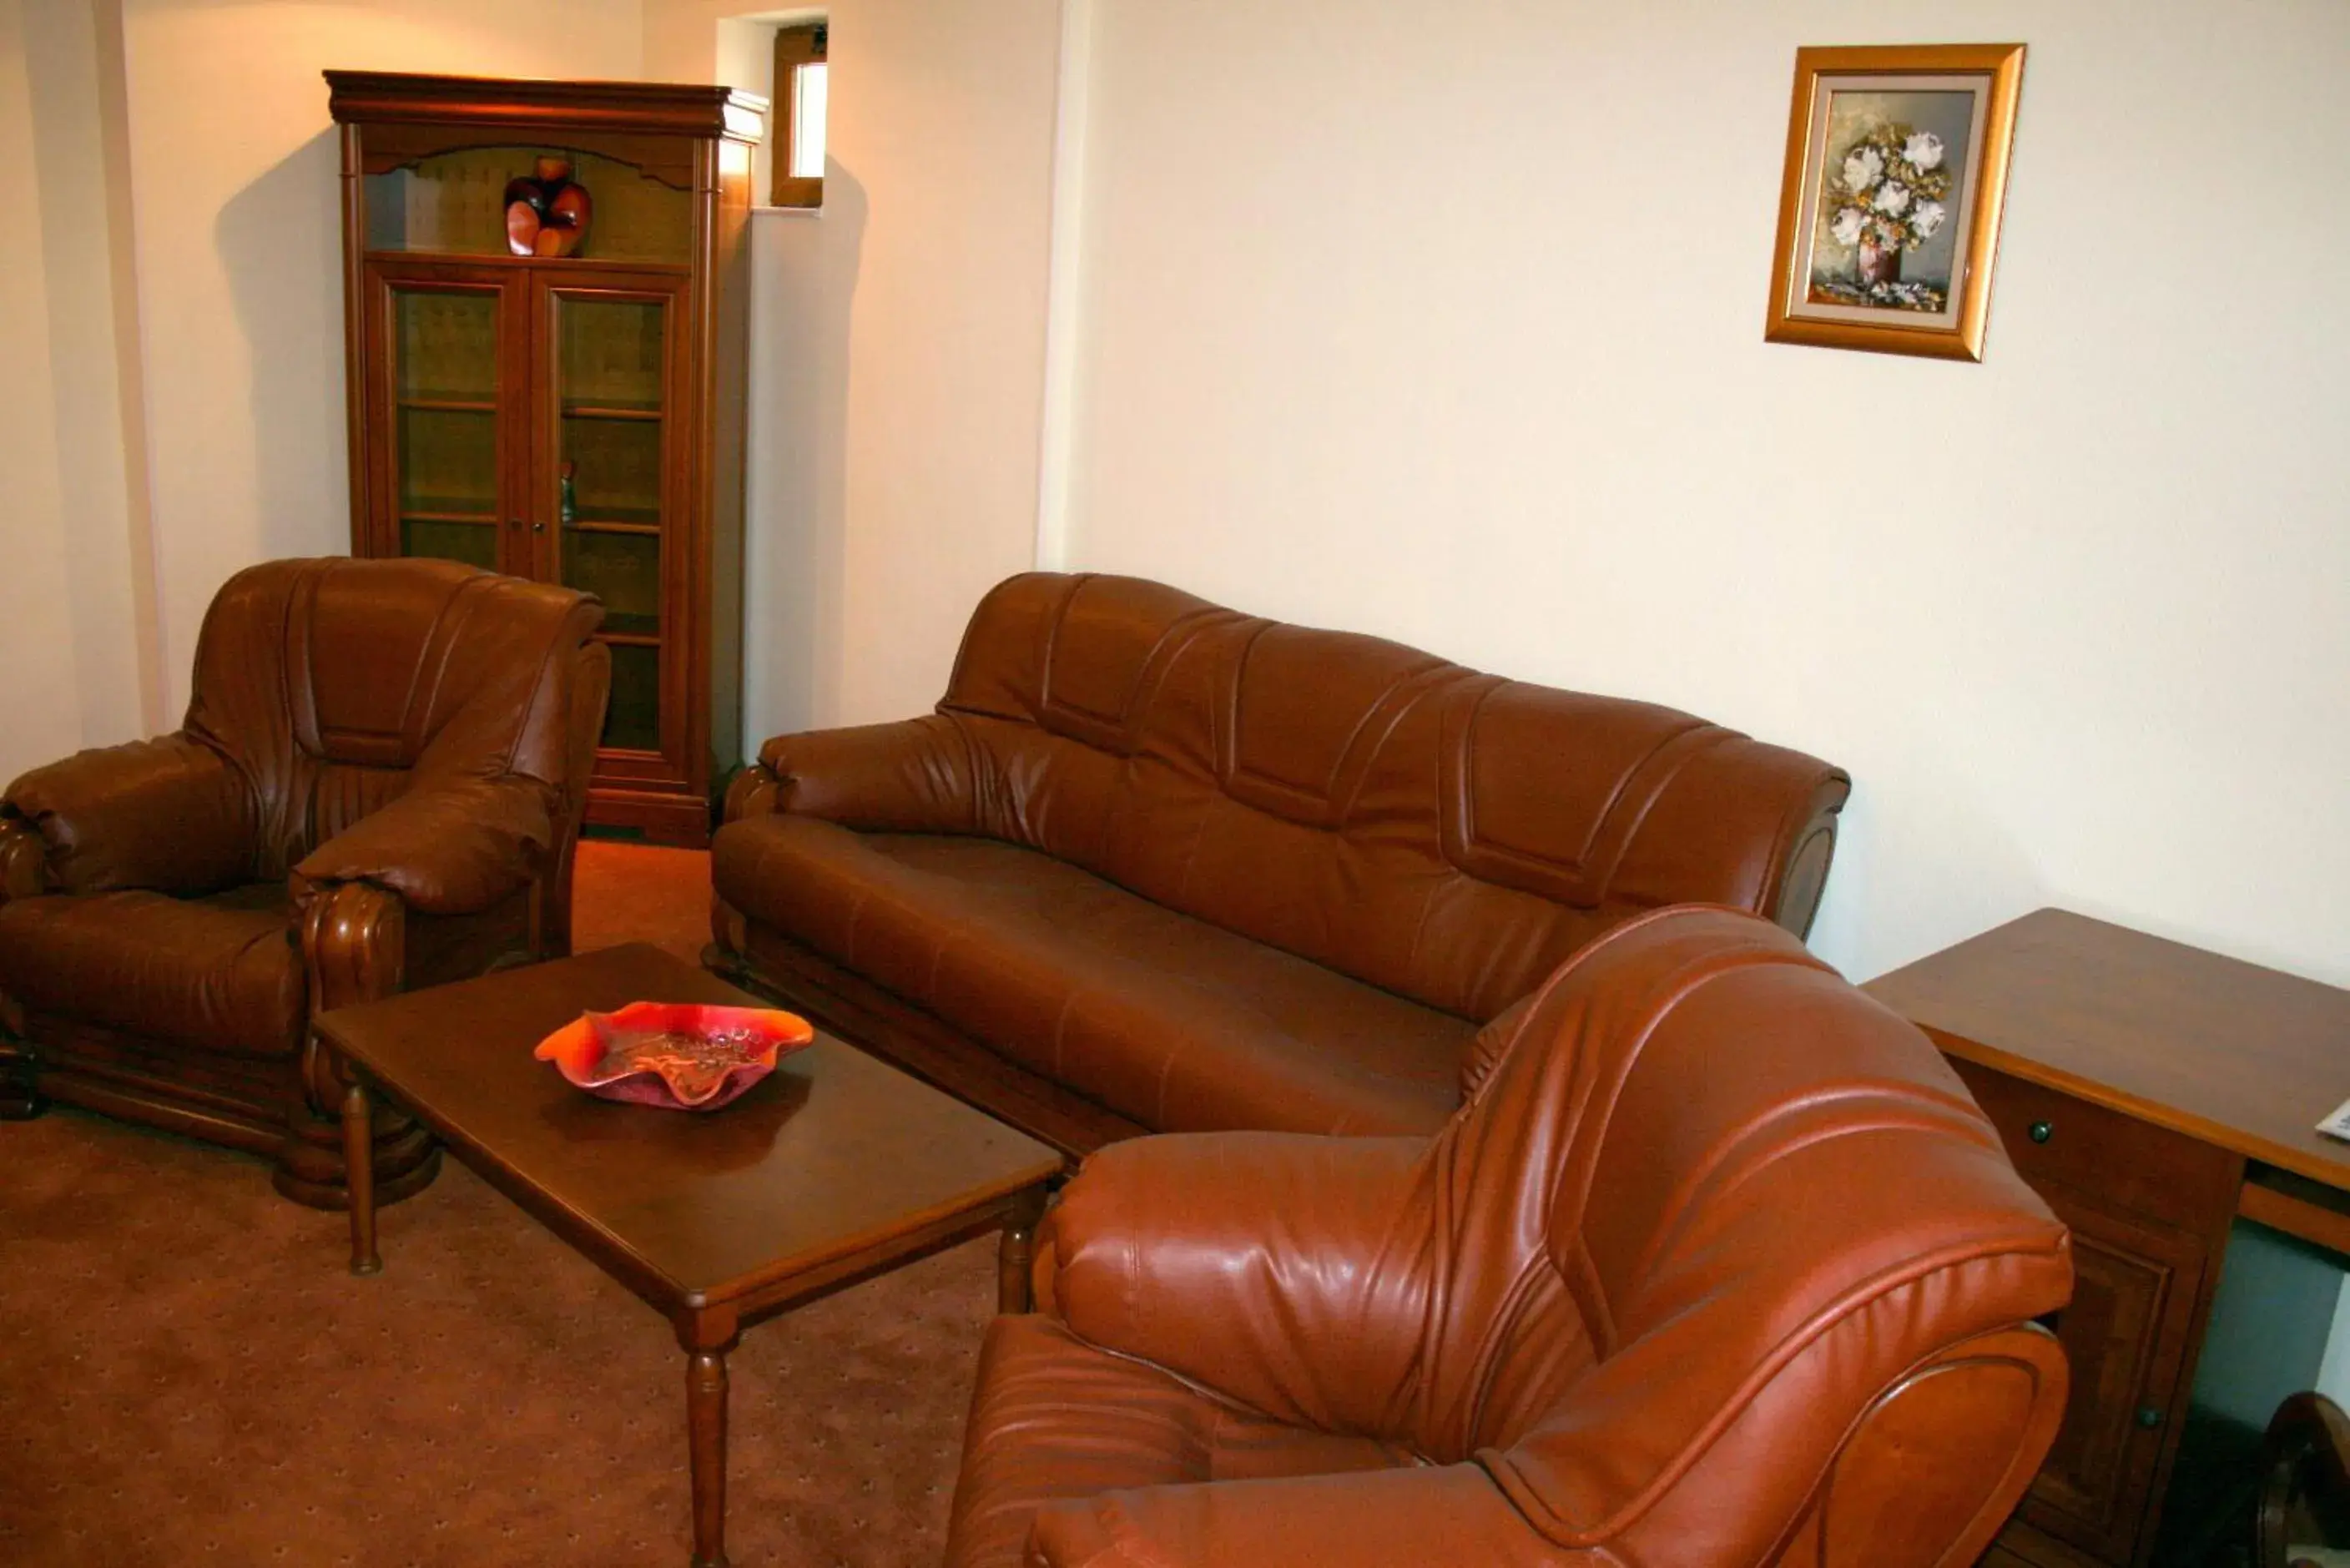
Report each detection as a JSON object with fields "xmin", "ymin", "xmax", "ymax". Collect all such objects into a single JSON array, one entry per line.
[
  {"xmin": 947, "ymin": 906, "xmax": 2074, "ymax": 1567},
  {"xmin": 0, "ymin": 557, "xmax": 608, "ymax": 1207},
  {"xmin": 709, "ymin": 572, "xmax": 1850, "ymax": 1153}
]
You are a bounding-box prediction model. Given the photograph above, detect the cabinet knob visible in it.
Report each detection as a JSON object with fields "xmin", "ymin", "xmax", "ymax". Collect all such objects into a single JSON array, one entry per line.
[
  {"xmin": 2136, "ymin": 1404, "xmax": 2164, "ymax": 1429},
  {"xmin": 2028, "ymin": 1120, "xmax": 2054, "ymax": 1144}
]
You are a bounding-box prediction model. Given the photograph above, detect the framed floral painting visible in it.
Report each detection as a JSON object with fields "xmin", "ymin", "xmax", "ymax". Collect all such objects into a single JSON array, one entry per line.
[{"xmin": 1765, "ymin": 43, "xmax": 2025, "ymax": 361}]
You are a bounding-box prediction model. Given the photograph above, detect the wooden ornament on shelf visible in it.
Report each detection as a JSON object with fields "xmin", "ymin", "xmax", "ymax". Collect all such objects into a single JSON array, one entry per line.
[{"xmin": 502, "ymin": 156, "xmax": 593, "ymax": 257}]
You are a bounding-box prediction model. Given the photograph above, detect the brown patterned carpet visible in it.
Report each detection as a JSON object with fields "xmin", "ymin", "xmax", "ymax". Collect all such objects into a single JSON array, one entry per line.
[{"xmin": 0, "ymin": 841, "xmax": 994, "ymax": 1567}]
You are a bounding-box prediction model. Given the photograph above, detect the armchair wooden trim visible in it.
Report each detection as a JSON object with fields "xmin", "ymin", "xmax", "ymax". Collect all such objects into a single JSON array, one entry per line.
[
  {"xmin": 280, "ymin": 880, "xmax": 436, "ymax": 1208},
  {"xmin": 0, "ymin": 819, "xmax": 48, "ymax": 1117}
]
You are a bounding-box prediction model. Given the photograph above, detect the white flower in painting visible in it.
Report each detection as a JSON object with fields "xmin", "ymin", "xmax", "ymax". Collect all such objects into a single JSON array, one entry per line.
[
  {"xmin": 1830, "ymin": 206, "xmax": 1866, "ymax": 246},
  {"xmin": 1911, "ymin": 199, "xmax": 1948, "ymax": 239},
  {"xmin": 1873, "ymin": 180, "xmax": 1912, "ymax": 215},
  {"xmin": 1842, "ymin": 146, "xmax": 1884, "ymax": 192},
  {"xmin": 1904, "ymin": 131, "xmax": 1946, "ymax": 171}
]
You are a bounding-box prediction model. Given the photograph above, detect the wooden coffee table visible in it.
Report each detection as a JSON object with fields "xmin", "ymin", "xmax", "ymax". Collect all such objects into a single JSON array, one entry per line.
[{"xmin": 317, "ymin": 942, "xmax": 1062, "ymax": 1568}]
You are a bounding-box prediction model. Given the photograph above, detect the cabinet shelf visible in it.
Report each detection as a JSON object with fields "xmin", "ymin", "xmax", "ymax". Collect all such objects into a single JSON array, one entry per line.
[
  {"xmin": 596, "ymin": 629, "xmax": 663, "ymax": 648},
  {"xmin": 365, "ymin": 249, "xmax": 692, "ymax": 278},
  {"xmin": 563, "ymin": 403, "xmax": 664, "ymax": 422},
  {"xmin": 567, "ymin": 517, "xmax": 663, "ymax": 536},
  {"xmin": 397, "ymin": 393, "xmax": 497, "ymax": 413}
]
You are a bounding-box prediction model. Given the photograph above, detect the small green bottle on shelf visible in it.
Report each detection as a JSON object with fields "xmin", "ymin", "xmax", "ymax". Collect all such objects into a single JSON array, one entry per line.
[{"xmin": 558, "ymin": 460, "xmax": 577, "ymax": 527}]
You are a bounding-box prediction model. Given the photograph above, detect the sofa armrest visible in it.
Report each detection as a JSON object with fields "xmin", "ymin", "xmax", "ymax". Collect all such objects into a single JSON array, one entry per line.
[
  {"xmin": 1027, "ymin": 1465, "xmax": 1556, "ymax": 1568},
  {"xmin": 3, "ymin": 735, "xmax": 254, "ymax": 895},
  {"xmin": 740, "ymin": 715, "xmax": 981, "ymax": 832},
  {"xmin": 293, "ymin": 774, "xmax": 553, "ymax": 917},
  {"xmin": 1044, "ymin": 1132, "xmax": 1430, "ymax": 1435},
  {"xmin": 1767, "ymin": 779, "xmax": 1848, "ymax": 938}
]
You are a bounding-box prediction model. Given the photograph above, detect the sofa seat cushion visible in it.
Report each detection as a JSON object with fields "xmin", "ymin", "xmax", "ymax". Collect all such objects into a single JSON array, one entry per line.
[
  {"xmin": 713, "ymin": 816, "xmax": 1472, "ymax": 1137},
  {"xmin": 947, "ymin": 1313, "xmax": 1420, "ymax": 1568},
  {"xmin": 0, "ymin": 884, "xmax": 303, "ymax": 1058}
]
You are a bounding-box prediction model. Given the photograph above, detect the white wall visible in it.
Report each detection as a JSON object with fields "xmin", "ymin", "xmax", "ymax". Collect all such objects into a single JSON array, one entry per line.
[
  {"xmin": 731, "ymin": 0, "xmax": 1065, "ymax": 739},
  {"xmin": 117, "ymin": 0, "xmax": 643, "ymax": 717},
  {"xmin": 1059, "ymin": 0, "xmax": 2350, "ymax": 996},
  {"xmin": 0, "ymin": 0, "xmax": 85, "ymax": 784},
  {"xmin": 0, "ymin": 0, "xmax": 159, "ymax": 784}
]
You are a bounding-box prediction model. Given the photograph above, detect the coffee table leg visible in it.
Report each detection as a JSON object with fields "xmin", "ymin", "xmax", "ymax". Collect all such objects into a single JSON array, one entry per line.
[
  {"xmin": 679, "ymin": 1311, "xmax": 740, "ymax": 1568},
  {"xmin": 342, "ymin": 1076, "xmax": 381, "ymax": 1277},
  {"xmin": 996, "ymin": 1187, "xmax": 1047, "ymax": 1314}
]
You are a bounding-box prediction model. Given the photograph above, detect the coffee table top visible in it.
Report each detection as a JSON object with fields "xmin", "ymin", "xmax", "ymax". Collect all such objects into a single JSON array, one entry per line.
[{"xmin": 316, "ymin": 943, "xmax": 1062, "ymax": 1318}]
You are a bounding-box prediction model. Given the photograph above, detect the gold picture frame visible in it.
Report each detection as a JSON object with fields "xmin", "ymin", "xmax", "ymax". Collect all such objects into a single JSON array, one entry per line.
[{"xmin": 1765, "ymin": 43, "xmax": 2025, "ymax": 362}]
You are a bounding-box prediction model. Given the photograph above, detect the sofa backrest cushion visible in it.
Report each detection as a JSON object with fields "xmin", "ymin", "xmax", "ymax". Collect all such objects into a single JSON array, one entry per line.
[
  {"xmin": 184, "ymin": 557, "xmax": 606, "ymax": 880},
  {"xmin": 938, "ymin": 572, "xmax": 1849, "ymax": 1022}
]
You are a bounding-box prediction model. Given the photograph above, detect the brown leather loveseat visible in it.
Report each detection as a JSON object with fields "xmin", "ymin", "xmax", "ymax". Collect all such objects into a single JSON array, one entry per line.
[
  {"xmin": 947, "ymin": 907, "xmax": 2074, "ymax": 1566},
  {"xmin": 0, "ymin": 557, "xmax": 608, "ymax": 1206},
  {"xmin": 710, "ymin": 572, "xmax": 1849, "ymax": 1154}
]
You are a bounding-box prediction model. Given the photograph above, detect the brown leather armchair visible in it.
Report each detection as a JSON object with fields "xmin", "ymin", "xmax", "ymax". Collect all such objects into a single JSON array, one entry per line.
[
  {"xmin": 948, "ymin": 906, "xmax": 2074, "ymax": 1567},
  {"xmin": 0, "ymin": 557, "xmax": 608, "ymax": 1207}
]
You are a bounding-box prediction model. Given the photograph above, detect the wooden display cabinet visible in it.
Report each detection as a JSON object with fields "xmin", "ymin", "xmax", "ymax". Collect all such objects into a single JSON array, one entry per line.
[{"xmin": 326, "ymin": 73, "xmax": 767, "ymax": 845}]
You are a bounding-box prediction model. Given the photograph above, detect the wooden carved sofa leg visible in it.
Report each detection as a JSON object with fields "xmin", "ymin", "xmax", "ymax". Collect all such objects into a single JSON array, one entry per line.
[
  {"xmin": 0, "ymin": 821, "xmax": 50, "ymax": 1120},
  {"xmin": 0, "ymin": 1036, "xmax": 43, "ymax": 1121},
  {"xmin": 274, "ymin": 882, "xmax": 441, "ymax": 1210}
]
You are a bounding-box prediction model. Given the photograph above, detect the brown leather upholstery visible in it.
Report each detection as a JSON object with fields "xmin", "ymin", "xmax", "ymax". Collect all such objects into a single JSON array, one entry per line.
[
  {"xmin": 0, "ymin": 557, "xmax": 608, "ymax": 1207},
  {"xmin": 946, "ymin": 906, "xmax": 2073, "ymax": 1568},
  {"xmin": 711, "ymin": 572, "xmax": 1851, "ymax": 1153}
]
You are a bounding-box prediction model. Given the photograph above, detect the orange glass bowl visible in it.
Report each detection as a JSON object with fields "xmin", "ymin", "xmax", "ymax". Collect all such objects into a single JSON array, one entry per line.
[{"xmin": 534, "ymin": 1001, "xmax": 814, "ymax": 1112}]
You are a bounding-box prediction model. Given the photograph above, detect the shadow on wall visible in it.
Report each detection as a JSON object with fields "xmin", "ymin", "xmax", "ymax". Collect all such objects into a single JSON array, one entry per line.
[
  {"xmin": 215, "ymin": 127, "xmax": 350, "ymax": 562},
  {"xmin": 747, "ymin": 157, "xmax": 866, "ymax": 743}
]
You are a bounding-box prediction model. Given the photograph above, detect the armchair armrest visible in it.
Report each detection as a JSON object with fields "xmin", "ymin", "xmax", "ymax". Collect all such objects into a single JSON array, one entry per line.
[
  {"xmin": 1029, "ymin": 1465, "xmax": 1557, "ymax": 1568},
  {"xmin": 3, "ymin": 735, "xmax": 253, "ymax": 895},
  {"xmin": 1457, "ymin": 992, "xmax": 1535, "ymax": 1101},
  {"xmin": 735, "ymin": 715, "xmax": 981, "ymax": 832},
  {"xmin": 1044, "ymin": 1132, "xmax": 1431, "ymax": 1435},
  {"xmin": 293, "ymin": 774, "xmax": 554, "ymax": 917}
]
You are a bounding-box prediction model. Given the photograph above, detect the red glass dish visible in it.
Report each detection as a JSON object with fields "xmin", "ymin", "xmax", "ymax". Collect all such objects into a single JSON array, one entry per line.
[{"xmin": 534, "ymin": 1001, "xmax": 814, "ymax": 1111}]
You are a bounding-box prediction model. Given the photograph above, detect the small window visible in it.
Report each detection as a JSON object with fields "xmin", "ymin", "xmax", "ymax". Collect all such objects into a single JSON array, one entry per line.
[{"xmin": 772, "ymin": 23, "xmax": 827, "ymax": 208}]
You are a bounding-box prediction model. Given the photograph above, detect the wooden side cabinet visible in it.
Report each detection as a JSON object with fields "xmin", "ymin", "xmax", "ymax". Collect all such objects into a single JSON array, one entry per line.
[
  {"xmin": 326, "ymin": 73, "xmax": 767, "ymax": 845},
  {"xmin": 1866, "ymin": 910, "xmax": 2350, "ymax": 1568},
  {"xmin": 1945, "ymin": 1056, "xmax": 2238, "ymax": 1565}
]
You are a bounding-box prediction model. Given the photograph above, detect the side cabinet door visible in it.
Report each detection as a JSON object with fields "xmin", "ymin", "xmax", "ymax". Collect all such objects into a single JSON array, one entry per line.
[
  {"xmin": 2018, "ymin": 1192, "xmax": 2206, "ymax": 1564},
  {"xmin": 532, "ymin": 270, "xmax": 697, "ymax": 794},
  {"xmin": 358, "ymin": 260, "xmax": 530, "ymax": 572}
]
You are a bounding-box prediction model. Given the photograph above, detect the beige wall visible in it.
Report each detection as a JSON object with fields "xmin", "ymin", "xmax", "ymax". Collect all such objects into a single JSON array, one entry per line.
[
  {"xmin": 1058, "ymin": 0, "xmax": 2350, "ymax": 995},
  {"xmin": 734, "ymin": 0, "xmax": 1065, "ymax": 737},
  {"xmin": 0, "ymin": 0, "xmax": 85, "ymax": 784},
  {"xmin": 117, "ymin": 0, "xmax": 643, "ymax": 716},
  {"xmin": 1, "ymin": 0, "xmax": 158, "ymax": 784}
]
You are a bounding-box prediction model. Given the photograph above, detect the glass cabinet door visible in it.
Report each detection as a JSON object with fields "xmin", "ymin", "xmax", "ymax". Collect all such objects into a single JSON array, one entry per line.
[
  {"xmin": 541, "ymin": 276, "xmax": 688, "ymax": 761},
  {"xmin": 366, "ymin": 267, "xmax": 522, "ymax": 571}
]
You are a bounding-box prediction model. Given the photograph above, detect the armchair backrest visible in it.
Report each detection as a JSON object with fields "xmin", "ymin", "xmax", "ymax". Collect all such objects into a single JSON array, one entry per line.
[
  {"xmin": 1404, "ymin": 906, "xmax": 2070, "ymax": 1558},
  {"xmin": 936, "ymin": 573, "xmax": 1850, "ymax": 1022},
  {"xmin": 184, "ymin": 557, "xmax": 606, "ymax": 882}
]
